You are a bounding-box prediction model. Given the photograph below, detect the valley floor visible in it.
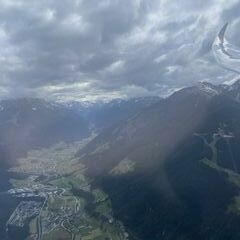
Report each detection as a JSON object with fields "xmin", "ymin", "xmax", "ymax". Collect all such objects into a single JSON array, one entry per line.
[{"xmin": 5, "ymin": 137, "xmax": 128, "ymax": 240}]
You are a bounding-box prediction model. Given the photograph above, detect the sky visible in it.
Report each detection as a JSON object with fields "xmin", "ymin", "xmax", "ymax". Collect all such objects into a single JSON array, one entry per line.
[{"xmin": 0, "ymin": 0, "xmax": 240, "ymax": 102}]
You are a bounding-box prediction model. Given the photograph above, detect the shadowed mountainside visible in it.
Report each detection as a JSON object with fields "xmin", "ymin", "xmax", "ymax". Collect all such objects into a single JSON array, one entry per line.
[{"xmin": 78, "ymin": 81, "xmax": 240, "ymax": 240}]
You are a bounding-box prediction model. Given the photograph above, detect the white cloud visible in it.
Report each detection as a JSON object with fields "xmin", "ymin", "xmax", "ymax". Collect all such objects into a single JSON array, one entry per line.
[
  {"xmin": 43, "ymin": 9, "xmax": 56, "ymax": 22},
  {"xmin": 62, "ymin": 13, "xmax": 90, "ymax": 32},
  {"xmin": 165, "ymin": 66, "xmax": 179, "ymax": 75},
  {"xmin": 0, "ymin": 0, "xmax": 24, "ymax": 8},
  {"xmin": 154, "ymin": 54, "xmax": 167, "ymax": 64},
  {"xmin": 103, "ymin": 60, "xmax": 125, "ymax": 74}
]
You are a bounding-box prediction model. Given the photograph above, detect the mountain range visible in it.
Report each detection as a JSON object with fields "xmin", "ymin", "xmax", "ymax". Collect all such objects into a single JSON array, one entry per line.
[
  {"xmin": 2, "ymin": 81, "xmax": 240, "ymax": 239},
  {"xmin": 78, "ymin": 80, "xmax": 240, "ymax": 240},
  {"xmin": 0, "ymin": 96, "xmax": 159, "ymax": 168}
]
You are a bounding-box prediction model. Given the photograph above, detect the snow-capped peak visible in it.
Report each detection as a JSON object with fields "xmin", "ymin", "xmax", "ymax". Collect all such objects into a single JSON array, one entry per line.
[{"xmin": 197, "ymin": 82, "xmax": 220, "ymax": 96}]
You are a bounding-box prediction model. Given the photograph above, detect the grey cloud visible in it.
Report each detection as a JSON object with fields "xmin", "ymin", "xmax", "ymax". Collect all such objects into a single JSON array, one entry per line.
[{"xmin": 0, "ymin": 0, "xmax": 239, "ymax": 102}]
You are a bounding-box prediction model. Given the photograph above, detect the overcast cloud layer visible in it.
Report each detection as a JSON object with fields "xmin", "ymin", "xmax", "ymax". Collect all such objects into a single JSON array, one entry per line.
[{"xmin": 0, "ymin": 0, "xmax": 240, "ymax": 102}]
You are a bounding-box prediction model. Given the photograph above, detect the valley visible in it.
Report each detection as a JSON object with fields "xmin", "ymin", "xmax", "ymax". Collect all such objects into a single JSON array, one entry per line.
[
  {"xmin": 4, "ymin": 138, "xmax": 128, "ymax": 240},
  {"xmin": 2, "ymin": 82, "xmax": 240, "ymax": 239}
]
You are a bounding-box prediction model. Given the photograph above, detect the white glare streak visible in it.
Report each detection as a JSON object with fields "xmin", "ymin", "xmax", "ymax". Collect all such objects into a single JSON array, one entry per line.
[{"xmin": 212, "ymin": 23, "xmax": 240, "ymax": 73}]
